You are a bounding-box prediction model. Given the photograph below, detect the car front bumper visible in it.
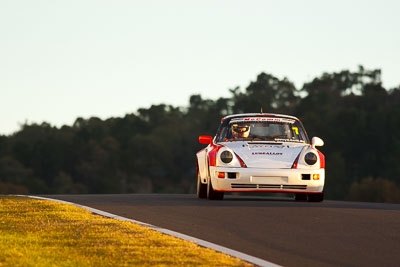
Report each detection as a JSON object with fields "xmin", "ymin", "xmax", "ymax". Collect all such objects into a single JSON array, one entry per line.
[{"xmin": 209, "ymin": 166, "xmax": 324, "ymax": 193}]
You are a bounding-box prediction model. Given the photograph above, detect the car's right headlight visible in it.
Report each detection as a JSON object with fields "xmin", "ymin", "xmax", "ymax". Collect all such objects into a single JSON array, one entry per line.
[{"xmin": 220, "ymin": 150, "xmax": 233, "ymax": 163}]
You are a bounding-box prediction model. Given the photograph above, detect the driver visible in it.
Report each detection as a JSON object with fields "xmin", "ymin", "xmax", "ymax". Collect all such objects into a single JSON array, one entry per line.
[{"xmin": 232, "ymin": 123, "xmax": 250, "ymax": 138}]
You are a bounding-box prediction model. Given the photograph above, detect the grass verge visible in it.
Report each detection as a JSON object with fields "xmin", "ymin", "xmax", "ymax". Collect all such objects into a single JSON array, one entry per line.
[{"xmin": 0, "ymin": 196, "xmax": 252, "ymax": 266}]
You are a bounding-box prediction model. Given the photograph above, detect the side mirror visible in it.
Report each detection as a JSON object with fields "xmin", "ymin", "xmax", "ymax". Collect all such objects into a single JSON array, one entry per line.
[
  {"xmin": 312, "ymin": 137, "xmax": 324, "ymax": 147},
  {"xmin": 199, "ymin": 136, "xmax": 213, "ymax": 144}
]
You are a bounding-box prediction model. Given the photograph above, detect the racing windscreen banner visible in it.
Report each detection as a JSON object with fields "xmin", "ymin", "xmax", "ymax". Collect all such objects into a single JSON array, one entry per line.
[{"xmin": 230, "ymin": 117, "xmax": 296, "ymax": 124}]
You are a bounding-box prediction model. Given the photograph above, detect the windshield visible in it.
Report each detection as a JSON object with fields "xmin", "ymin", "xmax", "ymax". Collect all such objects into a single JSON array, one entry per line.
[{"xmin": 215, "ymin": 117, "xmax": 308, "ymax": 143}]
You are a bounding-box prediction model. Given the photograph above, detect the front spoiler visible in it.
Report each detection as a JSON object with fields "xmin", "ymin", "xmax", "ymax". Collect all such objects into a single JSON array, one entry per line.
[{"xmin": 208, "ymin": 166, "xmax": 324, "ymax": 193}]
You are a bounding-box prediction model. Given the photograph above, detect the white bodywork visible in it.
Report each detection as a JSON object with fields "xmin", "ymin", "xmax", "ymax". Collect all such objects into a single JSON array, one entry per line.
[{"xmin": 196, "ymin": 114, "xmax": 325, "ymax": 194}]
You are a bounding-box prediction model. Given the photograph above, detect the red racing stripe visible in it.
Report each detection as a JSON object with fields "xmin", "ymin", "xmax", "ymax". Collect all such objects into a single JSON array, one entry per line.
[
  {"xmin": 208, "ymin": 144, "xmax": 223, "ymax": 166},
  {"xmin": 317, "ymin": 150, "xmax": 325, "ymax": 169}
]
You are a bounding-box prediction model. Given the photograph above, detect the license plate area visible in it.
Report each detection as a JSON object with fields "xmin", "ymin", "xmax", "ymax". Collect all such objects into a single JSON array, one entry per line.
[{"xmin": 250, "ymin": 176, "xmax": 288, "ymax": 184}]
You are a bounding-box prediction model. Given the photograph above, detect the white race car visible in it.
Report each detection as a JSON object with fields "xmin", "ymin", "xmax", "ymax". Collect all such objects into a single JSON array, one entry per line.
[{"xmin": 196, "ymin": 113, "xmax": 325, "ymax": 201}]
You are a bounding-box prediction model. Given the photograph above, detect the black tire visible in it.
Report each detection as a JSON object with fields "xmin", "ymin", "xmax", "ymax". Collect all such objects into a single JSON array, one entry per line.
[
  {"xmin": 308, "ymin": 192, "xmax": 324, "ymax": 202},
  {"xmin": 207, "ymin": 178, "xmax": 224, "ymax": 200},
  {"xmin": 197, "ymin": 172, "xmax": 207, "ymax": 199},
  {"xmin": 295, "ymin": 193, "xmax": 307, "ymax": 201}
]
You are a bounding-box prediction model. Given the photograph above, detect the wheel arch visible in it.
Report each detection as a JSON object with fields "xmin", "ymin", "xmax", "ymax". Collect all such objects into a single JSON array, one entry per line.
[{"xmin": 196, "ymin": 151, "xmax": 209, "ymax": 184}]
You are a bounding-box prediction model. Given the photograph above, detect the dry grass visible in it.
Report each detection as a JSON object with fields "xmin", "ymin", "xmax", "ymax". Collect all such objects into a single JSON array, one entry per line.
[{"xmin": 0, "ymin": 196, "xmax": 252, "ymax": 266}]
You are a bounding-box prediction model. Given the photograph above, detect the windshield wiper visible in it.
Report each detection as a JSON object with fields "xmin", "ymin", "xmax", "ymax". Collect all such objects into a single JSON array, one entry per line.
[{"xmin": 265, "ymin": 134, "xmax": 287, "ymax": 139}]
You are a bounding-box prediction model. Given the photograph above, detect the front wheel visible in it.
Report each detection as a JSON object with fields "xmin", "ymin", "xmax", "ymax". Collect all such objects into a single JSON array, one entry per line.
[
  {"xmin": 197, "ymin": 172, "xmax": 207, "ymax": 199},
  {"xmin": 207, "ymin": 178, "xmax": 224, "ymax": 200}
]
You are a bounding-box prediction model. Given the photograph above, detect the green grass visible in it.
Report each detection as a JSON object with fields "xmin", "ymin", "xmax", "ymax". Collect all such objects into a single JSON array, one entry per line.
[{"xmin": 0, "ymin": 196, "xmax": 252, "ymax": 266}]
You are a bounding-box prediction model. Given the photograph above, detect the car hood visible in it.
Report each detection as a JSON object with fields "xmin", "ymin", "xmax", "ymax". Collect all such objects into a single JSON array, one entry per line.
[{"xmin": 222, "ymin": 141, "xmax": 307, "ymax": 169}]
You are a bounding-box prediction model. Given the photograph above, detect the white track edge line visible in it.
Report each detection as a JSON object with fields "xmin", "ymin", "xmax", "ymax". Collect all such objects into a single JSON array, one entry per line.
[{"xmin": 20, "ymin": 195, "xmax": 280, "ymax": 267}]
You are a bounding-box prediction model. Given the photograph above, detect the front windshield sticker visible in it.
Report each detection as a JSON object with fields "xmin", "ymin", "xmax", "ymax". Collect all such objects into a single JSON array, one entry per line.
[
  {"xmin": 292, "ymin": 127, "xmax": 299, "ymax": 135},
  {"xmin": 230, "ymin": 117, "xmax": 296, "ymax": 124}
]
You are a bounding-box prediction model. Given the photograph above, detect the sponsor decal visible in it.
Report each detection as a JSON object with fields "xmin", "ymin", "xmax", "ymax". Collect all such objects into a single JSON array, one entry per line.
[{"xmin": 252, "ymin": 152, "xmax": 283, "ymax": 155}]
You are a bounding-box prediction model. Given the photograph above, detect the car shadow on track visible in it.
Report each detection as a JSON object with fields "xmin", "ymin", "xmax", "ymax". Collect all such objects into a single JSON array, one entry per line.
[{"xmin": 202, "ymin": 194, "xmax": 400, "ymax": 210}]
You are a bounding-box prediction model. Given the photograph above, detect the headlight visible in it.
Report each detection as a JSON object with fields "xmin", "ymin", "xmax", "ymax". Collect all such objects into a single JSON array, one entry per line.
[
  {"xmin": 220, "ymin": 151, "xmax": 233, "ymax": 163},
  {"xmin": 304, "ymin": 152, "xmax": 318, "ymax": 165}
]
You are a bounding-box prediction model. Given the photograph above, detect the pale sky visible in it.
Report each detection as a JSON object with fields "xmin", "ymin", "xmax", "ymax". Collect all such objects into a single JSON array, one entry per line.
[{"xmin": 1, "ymin": 0, "xmax": 399, "ymax": 135}]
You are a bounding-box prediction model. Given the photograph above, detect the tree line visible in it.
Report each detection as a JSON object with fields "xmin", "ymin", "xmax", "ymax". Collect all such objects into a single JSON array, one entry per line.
[{"xmin": 1, "ymin": 66, "xmax": 400, "ymax": 203}]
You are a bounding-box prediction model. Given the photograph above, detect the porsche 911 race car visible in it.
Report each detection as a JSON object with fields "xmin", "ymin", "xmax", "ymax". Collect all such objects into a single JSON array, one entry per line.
[{"xmin": 196, "ymin": 113, "xmax": 325, "ymax": 201}]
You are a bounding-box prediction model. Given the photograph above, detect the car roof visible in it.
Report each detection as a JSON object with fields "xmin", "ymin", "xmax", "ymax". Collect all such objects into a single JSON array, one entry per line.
[{"xmin": 221, "ymin": 113, "xmax": 300, "ymax": 122}]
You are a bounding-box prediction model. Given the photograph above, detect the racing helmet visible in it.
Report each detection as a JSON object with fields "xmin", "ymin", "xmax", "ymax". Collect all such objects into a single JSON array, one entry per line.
[{"xmin": 232, "ymin": 123, "xmax": 250, "ymax": 138}]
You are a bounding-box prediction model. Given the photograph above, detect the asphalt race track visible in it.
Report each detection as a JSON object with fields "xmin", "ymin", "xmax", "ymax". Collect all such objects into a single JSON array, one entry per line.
[{"xmin": 41, "ymin": 194, "xmax": 400, "ymax": 267}]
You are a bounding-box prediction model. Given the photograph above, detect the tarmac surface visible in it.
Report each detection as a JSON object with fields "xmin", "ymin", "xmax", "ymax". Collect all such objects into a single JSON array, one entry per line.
[{"xmin": 42, "ymin": 194, "xmax": 400, "ymax": 267}]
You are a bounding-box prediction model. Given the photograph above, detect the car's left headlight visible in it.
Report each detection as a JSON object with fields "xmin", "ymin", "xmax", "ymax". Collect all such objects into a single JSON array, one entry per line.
[{"xmin": 304, "ymin": 152, "xmax": 318, "ymax": 165}]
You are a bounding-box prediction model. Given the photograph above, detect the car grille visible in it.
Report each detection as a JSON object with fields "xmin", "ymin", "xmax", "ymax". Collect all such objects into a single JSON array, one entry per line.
[{"xmin": 231, "ymin": 183, "xmax": 307, "ymax": 190}]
